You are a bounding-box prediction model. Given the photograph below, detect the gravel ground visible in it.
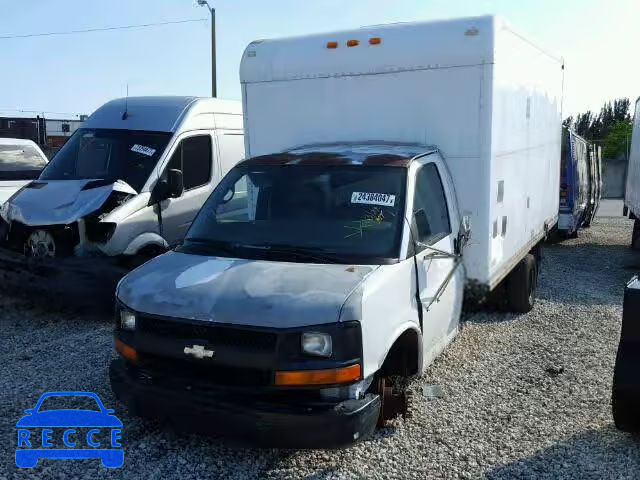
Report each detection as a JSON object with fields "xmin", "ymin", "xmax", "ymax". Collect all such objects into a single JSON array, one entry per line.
[{"xmin": 2, "ymin": 210, "xmax": 640, "ymax": 479}]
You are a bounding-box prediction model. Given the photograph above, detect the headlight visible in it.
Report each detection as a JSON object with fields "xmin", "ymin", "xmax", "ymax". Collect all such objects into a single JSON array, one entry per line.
[
  {"xmin": 119, "ymin": 310, "xmax": 136, "ymax": 331},
  {"xmin": 0, "ymin": 202, "xmax": 12, "ymax": 221},
  {"xmin": 301, "ymin": 332, "xmax": 332, "ymax": 357}
]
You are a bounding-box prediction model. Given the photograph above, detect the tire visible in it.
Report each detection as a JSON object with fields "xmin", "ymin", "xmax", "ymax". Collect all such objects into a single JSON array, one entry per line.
[
  {"xmin": 506, "ymin": 254, "xmax": 537, "ymax": 313},
  {"xmin": 632, "ymin": 219, "xmax": 640, "ymax": 251},
  {"xmin": 612, "ymin": 386, "xmax": 640, "ymax": 432},
  {"xmin": 532, "ymin": 244, "xmax": 543, "ymax": 271}
]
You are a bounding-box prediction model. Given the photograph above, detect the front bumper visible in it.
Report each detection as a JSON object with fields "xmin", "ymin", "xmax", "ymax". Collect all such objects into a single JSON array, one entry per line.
[{"xmin": 109, "ymin": 358, "xmax": 380, "ymax": 449}]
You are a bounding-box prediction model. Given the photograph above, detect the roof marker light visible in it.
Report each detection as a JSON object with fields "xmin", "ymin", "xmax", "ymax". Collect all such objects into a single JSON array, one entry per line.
[
  {"xmin": 369, "ymin": 37, "xmax": 382, "ymax": 45},
  {"xmin": 327, "ymin": 41, "xmax": 339, "ymax": 49},
  {"xmin": 347, "ymin": 39, "xmax": 360, "ymax": 47}
]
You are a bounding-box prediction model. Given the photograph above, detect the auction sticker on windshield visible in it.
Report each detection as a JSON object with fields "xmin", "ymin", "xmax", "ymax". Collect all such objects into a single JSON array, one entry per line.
[
  {"xmin": 130, "ymin": 144, "xmax": 156, "ymax": 157},
  {"xmin": 351, "ymin": 192, "xmax": 396, "ymax": 207}
]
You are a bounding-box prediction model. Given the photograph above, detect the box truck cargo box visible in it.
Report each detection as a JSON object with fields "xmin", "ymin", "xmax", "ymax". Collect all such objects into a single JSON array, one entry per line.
[
  {"xmin": 558, "ymin": 129, "xmax": 590, "ymax": 237},
  {"xmin": 110, "ymin": 16, "xmax": 563, "ymax": 447},
  {"xmin": 625, "ymin": 98, "xmax": 640, "ymax": 249},
  {"xmin": 240, "ymin": 15, "xmax": 563, "ymax": 290}
]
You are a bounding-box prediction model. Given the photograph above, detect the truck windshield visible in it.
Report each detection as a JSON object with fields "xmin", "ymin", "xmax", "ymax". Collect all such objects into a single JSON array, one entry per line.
[
  {"xmin": 182, "ymin": 164, "xmax": 407, "ymax": 263},
  {"xmin": 39, "ymin": 128, "xmax": 172, "ymax": 192},
  {"xmin": 0, "ymin": 144, "xmax": 47, "ymax": 180}
]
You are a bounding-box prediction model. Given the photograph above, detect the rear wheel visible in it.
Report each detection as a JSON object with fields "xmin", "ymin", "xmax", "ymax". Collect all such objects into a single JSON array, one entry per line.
[
  {"xmin": 506, "ymin": 254, "xmax": 537, "ymax": 313},
  {"xmin": 612, "ymin": 386, "xmax": 640, "ymax": 432},
  {"xmin": 632, "ymin": 219, "xmax": 640, "ymax": 251}
]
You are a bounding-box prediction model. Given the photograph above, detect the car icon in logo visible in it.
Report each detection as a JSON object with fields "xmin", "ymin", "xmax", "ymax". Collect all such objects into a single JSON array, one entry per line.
[{"xmin": 15, "ymin": 391, "xmax": 123, "ymax": 468}]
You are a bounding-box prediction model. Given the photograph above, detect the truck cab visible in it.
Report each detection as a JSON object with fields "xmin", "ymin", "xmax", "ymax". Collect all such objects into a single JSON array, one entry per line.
[{"xmin": 110, "ymin": 144, "xmax": 467, "ymax": 447}]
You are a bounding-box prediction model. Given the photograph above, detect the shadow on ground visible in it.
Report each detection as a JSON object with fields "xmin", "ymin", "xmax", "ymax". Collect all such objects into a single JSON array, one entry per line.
[{"xmin": 485, "ymin": 426, "xmax": 640, "ymax": 480}]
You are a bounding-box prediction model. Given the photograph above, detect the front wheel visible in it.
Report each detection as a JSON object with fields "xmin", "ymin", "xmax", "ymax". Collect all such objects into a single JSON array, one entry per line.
[
  {"xmin": 506, "ymin": 254, "xmax": 537, "ymax": 313},
  {"xmin": 375, "ymin": 376, "xmax": 411, "ymax": 427}
]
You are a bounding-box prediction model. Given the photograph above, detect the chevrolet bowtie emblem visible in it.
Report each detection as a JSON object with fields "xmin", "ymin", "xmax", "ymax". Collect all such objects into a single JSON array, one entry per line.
[{"xmin": 184, "ymin": 345, "xmax": 215, "ymax": 360}]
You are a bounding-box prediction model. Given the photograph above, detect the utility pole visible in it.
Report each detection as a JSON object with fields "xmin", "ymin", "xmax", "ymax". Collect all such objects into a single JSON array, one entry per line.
[{"xmin": 197, "ymin": 0, "xmax": 216, "ymax": 97}]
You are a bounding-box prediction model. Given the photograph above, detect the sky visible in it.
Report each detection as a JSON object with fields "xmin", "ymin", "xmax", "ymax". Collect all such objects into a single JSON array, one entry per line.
[{"xmin": 1, "ymin": 0, "xmax": 638, "ymax": 119}]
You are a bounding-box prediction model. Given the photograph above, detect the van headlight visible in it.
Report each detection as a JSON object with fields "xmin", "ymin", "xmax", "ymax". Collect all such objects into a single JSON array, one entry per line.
[
  {"xmin": 301, "ymin": 332, "xmax": 332, "ymax": 357},
  {"xmin": 119, "ymin": 310, "xmax": 137, "ymax": 331}
]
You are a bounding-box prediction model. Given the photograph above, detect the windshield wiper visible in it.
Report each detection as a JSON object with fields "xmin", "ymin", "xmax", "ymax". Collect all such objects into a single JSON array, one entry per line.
[
  {"xmin": 183, "ymin": 238, "xmax": 241, "ymax": 256},
  {"xmin": 183, "ymin": 239, "xmax": 346, "ymax": 264},
  {"xmin": 256, "ymin": 244, "xmax": 344, "ymax": 264}
]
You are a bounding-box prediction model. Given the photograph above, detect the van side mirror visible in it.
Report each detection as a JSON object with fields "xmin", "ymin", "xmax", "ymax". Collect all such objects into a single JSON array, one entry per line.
[
  {"xmin": 153, "ymin": 169, "xmax": 184, "ymax": 203},
  {"xmin": 167, "ymin": 169, "xmax": 184, "ymax": 198}
]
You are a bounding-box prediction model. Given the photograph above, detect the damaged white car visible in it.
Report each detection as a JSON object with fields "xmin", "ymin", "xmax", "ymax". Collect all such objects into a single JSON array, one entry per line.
[
  {"xmin": 0, "ymin": 96, "xmax": 244, "ymax": 262},
  {"xmin": 0, "ymin": 138, "xmax": 48, "ymax": 206}
]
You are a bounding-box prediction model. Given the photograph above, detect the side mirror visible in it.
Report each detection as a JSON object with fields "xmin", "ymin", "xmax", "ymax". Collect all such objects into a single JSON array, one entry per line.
[
  {"xmin": 167, "ymin": 169, "xmax": 184, "ymax": 199},
  {"xmin": 24, "ymin": 409, "xmax": 35, "ymax": 415}
]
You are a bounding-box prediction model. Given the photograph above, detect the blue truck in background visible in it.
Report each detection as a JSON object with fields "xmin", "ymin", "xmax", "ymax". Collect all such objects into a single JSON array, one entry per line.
[
  {"xmin": 558, "ymin": 129, "xmax": 591, "ymax": 238},
  {"xmin": 582, "ymin": 142, "xmax": 602, "ymax": 228}
]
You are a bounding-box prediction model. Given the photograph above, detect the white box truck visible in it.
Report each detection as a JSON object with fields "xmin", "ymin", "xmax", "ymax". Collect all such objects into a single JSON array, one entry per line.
[
  {"xmin": 625, "ymin": 97, "xmax": 640, "ymax": 249},
  {"xmin": 110, "ymin": 16, "xmax": 563, "ymax": 447}
]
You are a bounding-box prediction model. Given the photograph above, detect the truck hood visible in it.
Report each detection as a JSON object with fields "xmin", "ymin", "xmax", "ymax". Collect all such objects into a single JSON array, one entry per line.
[
  {"xmin": 117, "ymin": 251, "xmax": 376, "ymax": 328},
  {"xmin": 1, "ymin": 179, "xmax": 137, "ymax": 226}
]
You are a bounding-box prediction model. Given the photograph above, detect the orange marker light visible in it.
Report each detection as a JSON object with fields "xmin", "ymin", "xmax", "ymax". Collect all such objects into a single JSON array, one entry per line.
[
  {"xmin": 369, "ymin": 37, "xmax": 382, "ymax": 45},
  {"xmin": 115, "ymin": 338, "xmax": 138, "ymax": 363},
  {"xmin": 275, "ymin": 364, "xmax": 361, "ymax": 386},
  {"xmin": 327, "ymin": 41, "xmax": 339, "ymax": 49},
  {"xmin": 346, "ymin": 39, "xmax": 360, "ymax": 47}
]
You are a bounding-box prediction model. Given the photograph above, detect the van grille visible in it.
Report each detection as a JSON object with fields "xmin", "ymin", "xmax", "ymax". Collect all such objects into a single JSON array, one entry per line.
[
  {"xmin": 137, "ymin": 353, "xmax": 272, "ymax": 387},
  {"xmin": 137, "ymin": 315, "xmax": 278, "ymax": 352}
]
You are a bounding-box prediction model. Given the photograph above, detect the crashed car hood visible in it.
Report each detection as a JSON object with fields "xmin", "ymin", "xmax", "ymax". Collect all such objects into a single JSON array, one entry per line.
[
  {"xmin": 2, "ymin": 179, "xmax": 137, "ymax": 226},
  {"xmin": 117, "ymin": 251, "xmax": 376, "ymax": 328}
]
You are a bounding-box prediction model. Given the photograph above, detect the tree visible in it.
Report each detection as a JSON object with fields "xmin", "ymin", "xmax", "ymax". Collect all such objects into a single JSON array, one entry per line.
[
  {"xmin": 563, "ymin": 98, "xmax": 633, "ymax": 158},
  {"xmin": 603, "ymin": 121, "xmax": 633, "ymax": 160},
  {"xmin": 574, "ymin": 111, "xmax": 593, "ymax": 138}
]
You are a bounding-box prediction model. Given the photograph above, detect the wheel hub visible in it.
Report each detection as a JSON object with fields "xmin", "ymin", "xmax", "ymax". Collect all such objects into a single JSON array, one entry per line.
[
  {"xmin": 25, "ymin": 230, "xmax": 56, "ymax": 258},
  {"xmin": 377, "ymin": 377, "xmax": 411, "ymax": 426}
]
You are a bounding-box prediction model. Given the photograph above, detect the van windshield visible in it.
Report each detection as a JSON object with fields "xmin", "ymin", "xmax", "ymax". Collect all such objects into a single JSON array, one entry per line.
[
  {"xmin": 39, "ymin": 128, "xmax": 172, "ymax": 192},
  {"xmin": 182, "ymin": 163, "xmax": 407, "ymax": 263}
]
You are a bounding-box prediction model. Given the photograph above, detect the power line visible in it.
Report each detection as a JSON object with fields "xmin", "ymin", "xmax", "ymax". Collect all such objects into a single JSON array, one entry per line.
[
  {"xmin": 0, "ymin": 18, "xmax": 208, "ymax": 40},
  {"xmin": 0, "ymin": 108, "xmax": 84, "ymax": 118}
]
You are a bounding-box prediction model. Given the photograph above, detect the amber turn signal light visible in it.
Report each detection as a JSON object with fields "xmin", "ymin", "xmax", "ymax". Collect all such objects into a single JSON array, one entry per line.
[
  {"xmin": 369, "ymin": 37, "xmax": 382, "ymax": 45},
  {"xmin": 115, "ymin": 338, "xmax": 138, "ymax": 363},
  {"xmin": 327, "ymin": 41, "xmax": 339, "ymax": 49},
  {"xmin": 346, "ymin": 39, "xmax": 360, "ymax": 47},
  {"xmin": 274, "ymin": 364, "xmax": 361, "ymax": 386}
]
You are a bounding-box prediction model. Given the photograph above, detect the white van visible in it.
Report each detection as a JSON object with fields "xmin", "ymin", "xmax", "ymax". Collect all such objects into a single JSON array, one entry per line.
[
  {"xmin": 0, "ymin": 138, "xmax": 48, "ymax": 205},
  {"xmin": 110, "ymin": 17, "xmax": 562, "ymax": 447},
  {"xmin": 0, "ymin": 96, "xmax": 244, "ymax": 261}
]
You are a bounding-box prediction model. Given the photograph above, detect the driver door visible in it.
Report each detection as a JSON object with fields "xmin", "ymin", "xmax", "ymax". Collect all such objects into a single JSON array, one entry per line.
[
  {"xmin": 412, "ymin": 161, "xmax": 463, "ymax": 366},
  {"xmin": 156, "ymin": 133, "xmax": 215, "ymax": 246}
]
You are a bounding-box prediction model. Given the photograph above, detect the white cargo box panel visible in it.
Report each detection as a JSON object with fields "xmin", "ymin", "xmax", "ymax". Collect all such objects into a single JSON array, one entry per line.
[
  {"xmin": 240, "ymin": 15, "xmax": 563, "ymax": 288},
  {"xmin": 626, "ymin": 98, "xmax": 640, "ymax": 216}
]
